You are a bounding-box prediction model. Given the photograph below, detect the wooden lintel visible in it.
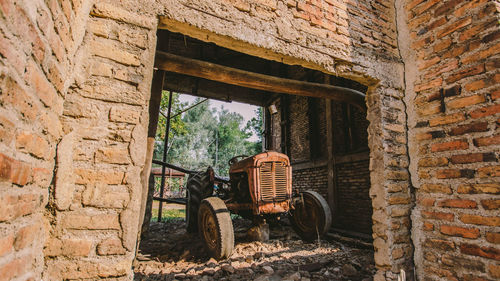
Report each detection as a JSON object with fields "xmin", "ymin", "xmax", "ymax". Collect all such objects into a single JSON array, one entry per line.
[
  {"xmin": 163, "ymin": 73, "xmax": 266, "ymax": 106},
  {"xmin": 154, "ymin": 51, "xmax": 366, "ymax": 109}
]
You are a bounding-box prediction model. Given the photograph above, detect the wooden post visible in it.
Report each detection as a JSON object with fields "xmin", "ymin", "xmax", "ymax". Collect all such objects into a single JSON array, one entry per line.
[
  {"xmin": 157, "ymin": 90, "xmax": 173, "ymax": 222},
  {"xmin": 325, "ymin": 80, "xmax": 337, "ymax": 216},
  {"xmin": 136, "ymin": 70, "xmax": 165, "ymax": 252}
]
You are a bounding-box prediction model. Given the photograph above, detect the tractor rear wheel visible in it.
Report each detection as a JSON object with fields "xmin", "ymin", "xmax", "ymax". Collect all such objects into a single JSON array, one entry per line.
[
  {"xmin": 198, "ymin": 197, "xmax": 234, "ymax": 260},
  {"xmin": 185, "ymin": 167, "xmax": 215, "ymax": 233},
  {"xmin": 290, "ymin": 190, "xmax": 332, "ymax": 242}
]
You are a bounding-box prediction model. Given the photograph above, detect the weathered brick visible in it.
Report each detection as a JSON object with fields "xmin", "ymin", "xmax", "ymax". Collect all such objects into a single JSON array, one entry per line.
[
  {"xmin": 462, "ymin": 41, "xmax": 500, "ymax": 64},
  {"xmin": 422, "ymin": 211, "xmax": 454, "ymax": 221},
  {"xmin": 97, "ymin": 238, "xmax": 126, "ymax": 255},
  {"xmin": 458, "ymin": 17, "xmax": 497, "ymax": 41},
  {"xmin": 431, "ymin": 139, "xmax": 468, "ymax": 152},
  {"xmin": 478, "ymin": 165, "xmax": 500, "ymax": 177},
  {"xmin": 418, "ymin": 56, "xmax": 440, "ymax": 71},
  {"xmin": 429, "ymin": 113, "xmax": 465, "ymax": 127},
  {"xmin": 481, "ymin": 199, "xmax": 500, "ymax": 210},
  {"xmin": 74, "ymin": 169, "xmax": 124, "ymax": 185},
  {"xmin": 420, "ymin": 183, "xmax": 452, "ymax": 194},
  {"xmin": 418, "ymin": 197, "xmax": 436, "ymax": 207},
  {"xmin": 441, "ymin": 254, "xmax": 485, "ymax": 272},
  {"xmin": 449, "ymin": 122, "xmax": 488, "ymax": 136},
  {"xmin": 436, "ymin": 169, "xmax": 461, "ymax": 179},
  {"xmin": 424, "ymin": 238, "xmax": 455, "ymax": 251},
  {"xmin": 415, "ymin": 77, "xmax": 442, "ymax": 92},
  {"xmin": 388, "ymin": 196, "xmax": 411, "ymax": 205},
  {"xmin": 458, "ymin": 183, "xmax": 500, "ymax": 194},
  {"xmin": 492, "ymin": 90, "xmax": 500, "ymax": 101},
  {"xmin": 450, "ymin": 152, "xmax": 496, "ymax": 164},
  {"xmin": 0, "ymin": 233, "xmax": 14, "ymax": 257},
  {"xmin": 460, "ymin": 243, "xmax": 500, "ymax": 260},
  {"xmin": 60, "ymin": 213, "xmax": 120, "ymax": 230},
  {"xmin": 417, "ymin": 102, "xmax": 441, "ymax": 116},
  {"xmin": 14, "ymin": 223, "xmax": 40, "ymax": 250},
  {"xmin": 94, "ymin": 147, "xmax": 130, "ymax": 164},
  {"xmin": 90, "ymin": 40, "xmax": 140, "ymax": 66},
  {"xmin": 446, "ymin": 63, "xmax": 485, "ymax": 83},
  {"xmin": 447, "ymin": 94, "xmax": 486, "ymax": 109},
  {"xmin": 474, "ymin": 135, "xmax": 500, "ymax": 147},
  {"xmin": 0, "ymin": 254, "xmax": 31, "ymax": 281},
  {"xmin": 433, "ymin": 37, "xmax": 452, "ymax": 52},
  {"xmin": 16, "ymin": 132, "xmax": 50, "ymax": 159},
  {"xmin": 490, "ymin": 264, "xmax": 500, "ymax": 279},
  {"xmin": 470, "ymin": 104, "xmax": 500, "ymax": 119},
  {"xmin": 82, "ymin": 183, "xmax": 129, "ymax": 209},
  {"xmin": 0, "ymin": 76, "xmax": 39, "ymax": 122},
  {"xmin": 437, "ymin": 17, "xmax": 472, "ymax": 38},
  {"xmin": 438, "ymin": 199, "xmax": 477, "ymax": 209},
  {"xmin": 24, "ymin": 60, "xmax": 59, "ymax": 109},
  {"xmin": 423, "ymin": 222, "xmax": 434, "ymax": 231},
  {"xmin": 91, "ymin": 2, "xmax": 156, "ymax": 29},
  {"xmin": 486, "ymin": 232, "xmax": 500, "ymax": 244},
  {"xmin": 418, "ymin": 157, "xmax": 448, "ymax": 167},
  {"xmin": 440, "ymin": 225, "xmax": 480, "ymax": 239},
  {"xmin": 109, "ymin": 107, "xmax": 140, "ymax": 124},
  {"xmin": 45, "ymin": 238, "xmax": 93, "ymax": 257},
  {"xmin": 0, "ymin": 153, "xmax": 32, "ymax": 186},
  {"xmin": 460, "ymin": 214, "xmax": 500, "ymax": 226}
]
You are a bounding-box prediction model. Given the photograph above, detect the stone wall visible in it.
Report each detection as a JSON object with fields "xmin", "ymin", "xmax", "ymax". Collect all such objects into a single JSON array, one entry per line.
[
  {"xmin": 401, "ymin": 0, "xmax": 500, "ymax": 280},
  {"xmin": 44, "ymin": 2, "xmax": 158, "ymax": 280}
]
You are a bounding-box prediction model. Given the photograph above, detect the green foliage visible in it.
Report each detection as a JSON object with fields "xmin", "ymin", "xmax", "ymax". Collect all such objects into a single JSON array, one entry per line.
[
  {"xmin": 245, "ymin": 107, "xmax": 263, "ymax": 153},
  {"xmin": 154, "ymin": 91, "xmax": 188, "ymax": 162},
  {"xmin": 154, "ymin": 94, "xmax": 263, "ymax": 177},
  {"xmin": 151, "ymin": 208, "xmax": 185, "ymax": 222}
]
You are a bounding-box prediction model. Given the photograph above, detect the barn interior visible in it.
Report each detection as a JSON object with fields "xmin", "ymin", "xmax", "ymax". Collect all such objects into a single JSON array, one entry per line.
[{"xmin": 136, "ymin": 29, "xmax": 374, "ymax": 279}]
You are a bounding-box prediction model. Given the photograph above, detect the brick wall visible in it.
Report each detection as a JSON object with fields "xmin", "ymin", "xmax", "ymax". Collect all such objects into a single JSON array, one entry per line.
[
  {"xmin": 0, "ymin": 0, "xmax": 419, "ymax": 280},
  {"xmin": 293, "ymin": 166, "xmax": 329, "ymax": 200},
  {"xmin": 404, "ymin": 0, "xmax": 500, "ymax": 279},
  {"xmin": 1, "ymin": 0, "xmax": 157, "ymax": 280},
  {"xmin": 0, "ymin": 0, "xmax": 85, "ymax": 279},
  {"xmin": 289, "ymin": 95, "xmax": 311, "ymax": 163},
  {"xmin": 335, "ymin": 158, "xmax": 372, "ymax": 234}
]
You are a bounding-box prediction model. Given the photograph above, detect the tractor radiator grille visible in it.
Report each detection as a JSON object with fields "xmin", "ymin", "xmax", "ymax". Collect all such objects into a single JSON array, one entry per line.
[{"xmin": 259, "ymin": 161, "xmax": 288, "ymax": 202}]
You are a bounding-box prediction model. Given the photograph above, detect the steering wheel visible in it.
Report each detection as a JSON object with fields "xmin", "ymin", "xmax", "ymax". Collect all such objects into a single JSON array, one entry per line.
[{"xmin": 228, "ymin": 155, "xmax": 248, "ymax": 166}]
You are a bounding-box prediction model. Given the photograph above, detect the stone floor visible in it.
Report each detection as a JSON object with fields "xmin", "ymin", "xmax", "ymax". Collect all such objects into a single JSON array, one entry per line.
[{"xmin": 134, "ymin": 219, "xmax": 375, "ymax": 281}]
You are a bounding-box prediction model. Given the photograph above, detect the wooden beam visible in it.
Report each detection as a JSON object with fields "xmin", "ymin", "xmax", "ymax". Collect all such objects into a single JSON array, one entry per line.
[
  {"xmin": 154, "ymin": 51, "xmax": 366, "ymax": 109},
  {"xmin": 163, "ymin": 73, "xmax": 266, "ymax": 106}
]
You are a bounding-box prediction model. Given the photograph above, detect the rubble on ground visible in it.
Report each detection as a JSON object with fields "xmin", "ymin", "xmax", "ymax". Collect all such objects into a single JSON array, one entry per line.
[{"xmin": 134, "ymin": 219, "xmax": 375, "ymax": 281}]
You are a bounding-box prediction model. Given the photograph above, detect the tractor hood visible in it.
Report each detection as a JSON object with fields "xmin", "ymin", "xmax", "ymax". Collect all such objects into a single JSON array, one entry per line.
[{"xmin": 229, "ymin": 151, "xmax": 290, "ymax": 174}]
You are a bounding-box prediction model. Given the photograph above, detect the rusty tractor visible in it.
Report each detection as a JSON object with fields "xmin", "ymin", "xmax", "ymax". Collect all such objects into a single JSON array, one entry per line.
[{"xmin": 185, "ymin": 151, "xmax": 331, "ymax": 259}]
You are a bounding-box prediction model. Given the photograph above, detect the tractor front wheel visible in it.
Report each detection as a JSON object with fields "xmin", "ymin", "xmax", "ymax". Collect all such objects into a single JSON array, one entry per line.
[
  {"xmin": 290, "ymin": 190, "xmax": 332, "ymax": 242},
  {"xmin": 198, "ymin": 197, "xmax": 234, "ymax": 260}
]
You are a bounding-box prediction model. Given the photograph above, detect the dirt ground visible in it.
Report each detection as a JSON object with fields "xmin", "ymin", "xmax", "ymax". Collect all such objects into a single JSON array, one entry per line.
[{"xmin": 134, "ymin": 219, "xmax": 375, "ymax": 281}]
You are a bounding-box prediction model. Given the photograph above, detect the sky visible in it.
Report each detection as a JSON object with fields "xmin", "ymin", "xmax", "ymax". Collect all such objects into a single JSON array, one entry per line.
[
  {"xmin": 178, "ymin": 94, "xmax": 260, "ymax": 140},
  {"xmin": 178, "ymin": 94, "xmax": 259, "ymax": 123}
]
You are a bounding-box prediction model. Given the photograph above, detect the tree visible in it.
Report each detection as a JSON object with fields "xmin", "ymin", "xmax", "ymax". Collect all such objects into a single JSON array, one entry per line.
[
  {"xmin": 154, "ymin": 94, "xmax": 263, "ymax": 177},
  {"xmin": 153, "ymin": 91, "xmax": 188, "ymax": 161},
  {"xmin": 245, "ymin": 107, "xmax": 263, "ymax": 153}
]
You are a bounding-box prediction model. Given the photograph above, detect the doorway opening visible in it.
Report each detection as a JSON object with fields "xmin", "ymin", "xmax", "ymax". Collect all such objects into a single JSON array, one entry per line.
[{"xmin": 136, "ymin": 29, "xmax": 374, "ymax": 280}]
